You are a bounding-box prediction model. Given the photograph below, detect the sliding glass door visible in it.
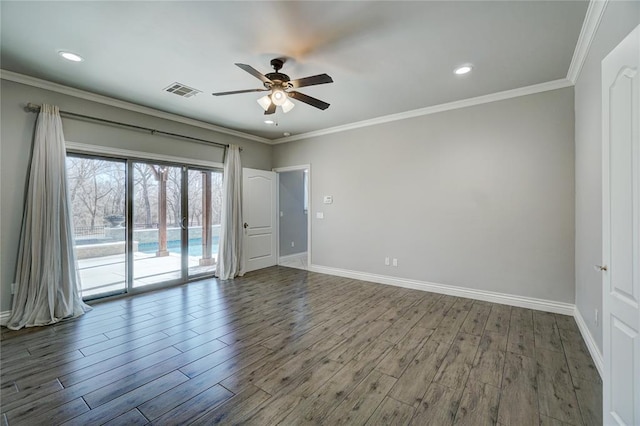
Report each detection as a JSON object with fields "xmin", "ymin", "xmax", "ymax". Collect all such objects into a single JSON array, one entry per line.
[
  {"xmin": 187, "ymin": 168, "xmax": 223, "ymax": 277},
  {"xmin": 132, "ymin": 162, "xmax": 184, "ymax": 288},
  {"xmin": 67, "ymin": 154, "xmax": 222, "ymax": 299},
  {"xmin": 66, "ymin": 155, "xmax": 127, "ymax": 299}
]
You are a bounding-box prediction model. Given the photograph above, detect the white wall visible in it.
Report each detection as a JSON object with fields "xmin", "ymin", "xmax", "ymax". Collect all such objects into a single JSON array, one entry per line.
[
  {"xmin": 574, "ymin": 1, "xmax": 640, "ymax": 353},
  {"xmin": 274, "ymin": 87, "xmax": 575, "ymax": 303},
  {"xmin": 0, "ymin": 79, "xmax": 271, "ymax": 312}
]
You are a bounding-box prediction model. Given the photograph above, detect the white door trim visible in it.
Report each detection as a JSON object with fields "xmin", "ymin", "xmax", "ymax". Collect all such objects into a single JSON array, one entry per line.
[{"xmin": 273, "ymin": 164, "xmax": 312, "ymax": 270}]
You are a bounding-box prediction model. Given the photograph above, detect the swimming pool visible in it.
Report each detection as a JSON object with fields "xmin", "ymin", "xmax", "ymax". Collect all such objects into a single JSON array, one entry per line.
[{"xmin": 137, "ymin": 237, "xmax": 219, "ymax": 257}]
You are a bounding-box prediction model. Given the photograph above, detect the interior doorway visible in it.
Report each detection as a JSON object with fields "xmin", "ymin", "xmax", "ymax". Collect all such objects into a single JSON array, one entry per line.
[{"xmin": 275, "ymin": 165, "xmax": 311, "ymax": 270}]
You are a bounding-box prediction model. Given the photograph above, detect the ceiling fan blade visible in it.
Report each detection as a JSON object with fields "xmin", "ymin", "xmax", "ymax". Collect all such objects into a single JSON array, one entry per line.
[
  {"xmin": 289, "ymin": 73, "xmax": 333, "ymax": 89},
  {"xmin": 235, "ymin": 63, "xmax": 273, "ymax": 84},
  {"xmin": 289, "ymin": 91, "xmax": 330, "ymax": 110},
  {"xmin": 212, "ymin": 88, "xmax": 268, "ymax": 96},
  {"xmin": 264, "ymin": 103, "xmax": 277, "ymax": 115}
]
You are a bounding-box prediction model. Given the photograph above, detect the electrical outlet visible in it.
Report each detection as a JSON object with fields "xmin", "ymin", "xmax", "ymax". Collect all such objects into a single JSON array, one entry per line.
[
  {"xmin": 392, "ymin": 258, "xmax": 398, "ymax": 267},
  {"xmin": 11, "ymin": 283, "xmax": 16, "ymax": 294},
  {"xmin": 385, "ymin": 257, "xmax": 390, "ymax": 266},
  {"xmin": 595, "ymin": 309, "xmax": 599, "ymax": 326},
  {"xmin": 291, "ymin": 241, "xmax": 295, "ymax": 247}
]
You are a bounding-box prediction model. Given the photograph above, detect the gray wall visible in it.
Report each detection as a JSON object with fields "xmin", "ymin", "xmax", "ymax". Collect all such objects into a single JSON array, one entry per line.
[
  {"xmin": 278, "ymin": 170, "xmax": 308, "ymax": 257},
  {"xmin": 274, "ymin": 87, "xmax": 575, "ymax": 303},
  {"xmin": 0, "ymin": 79, "xmax": 271, "ymax": 312},
  {"xmin": 574, "ymin": 2, "xmax": 640, "ymax": 353}
]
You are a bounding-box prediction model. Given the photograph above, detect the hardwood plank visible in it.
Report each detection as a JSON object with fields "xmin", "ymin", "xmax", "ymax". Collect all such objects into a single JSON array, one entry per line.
[
  {"xmin": 0, "ymin": 378, "xmax": 62, "ymax": 408},
  {"xmin": 388, "ymin": 338, "xmax": 451, "ymax": 406},
  {"xmin": 460, "ymin": 303, "xmax": 492, "ymax": 336},
  {"xmin": 102, "ymin": 409, "xmax": 148, "ymax": 426},
  {"xmin": 323, "ymin": 370, "xmax": 396, "ymax": 425},
  {"xmin": 149, "ymin": 384, "xmax": 233, "ymax": 425},
  {"xmin": 414, "ymin": 295, "xmax": 456, "ymax": 329},
  {"xmin": 533, "ymin": 311, "xmax": 563, "ymax": 353},
  {"xmin": 364, "ymin": 396, "xmax": 415, "ymax": 426},
  {"xmin": 280, "ymin": 338, "xmax": 394, "ymax": 424},
  {"xmin": 61, "ymin": 370, "xmax": 189, "ymax": 425},
  {"xmin": 242, "ymin": 394, "xmax": 303, "ymax": 425},
  {"xmin": 138, "ymin": 344, "xmax": 271, "ymax": 420},
  {"xmin": 82, "ymin": 340, "xmax": 226, "ymax": 408},
  {"xmin": 559, "ymin": 327, "xmax": 601, "ymax": 383},
  {"xmin": 453, "ymin": 380, "xmax": 500, "ymax": 426},
  {"xmin": 12, "ymin": 398, "xmax": 89, "ymax": 426},
  {"xmin": 565, "ymin": 354, "xmax": 602, "ymax": 385},
  {"xmin": 433, "ymin": 333, "xmax": 481, "ymax": 389},
  {"xmin": 485, "ymin": 304, "xmax": 512, "ymax": 335},
  {"xmin": 410, "ymin": 382, "xmax": 464, "ymax": 426},
  {"xmin": 540, "ymin": 414, "xmax": 573, "ymax": 426},
  {"xmin": 535, "ymin": 347, "xmax": 582, "ymax": 425},
  {"xmin": 572, "ymin": 377, "xmax": 602, "ymax": 426},
  {"xmin": 497, "ymin": 352, "xmax": 539, "ymax": 426},
  {"xmin": 506, "ymin": 308, "xmax": 535, "ymax": 355},
  {"xmin": 468, "ymin": 331, "xmax": 507, "ymax": 387},
  {"xmin": 376, "ymin": 326, "xmax": 433, "ymax": 378},
  {"xmin": 377, "ymin": 297, "xmax": 436, "ymax": 344},
  {"xmin": 188, "ymin": 384, "xmax": 271, "ymax": 425},
  {"xmin": 554, "ymin": 314, "xmax": 580, "ymax": 332}
]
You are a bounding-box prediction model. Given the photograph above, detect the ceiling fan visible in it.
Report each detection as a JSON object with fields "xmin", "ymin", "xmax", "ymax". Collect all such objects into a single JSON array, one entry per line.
[{"xmin": 212, "ymin": 58, "xmax": 333, "ymax": 115}]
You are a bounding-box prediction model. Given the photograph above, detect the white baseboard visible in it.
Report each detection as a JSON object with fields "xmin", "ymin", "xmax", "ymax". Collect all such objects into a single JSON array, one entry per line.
[
  {"xmin": 573, "ymin": 307, "xmax": 604, "ymax": 378},
  {"xmin": 279, "ymin": 252, "xmax": 307, "ymax": 264},
  {"xmin": 308, "ymin": 264, "xmax": 575, "ymax": 315},
  {"xmin": 0, "ymin": 311, "xmax": 11, "ymax": 326}
]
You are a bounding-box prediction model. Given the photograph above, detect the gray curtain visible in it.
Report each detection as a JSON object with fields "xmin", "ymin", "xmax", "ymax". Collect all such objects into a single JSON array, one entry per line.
[
  {"xmin": 216, "ymin": 145, "xmax": 244, "ymax": 280},
  {"xmin": 7, "ymin": 104, "xmax": 91, "ymax": 330}
]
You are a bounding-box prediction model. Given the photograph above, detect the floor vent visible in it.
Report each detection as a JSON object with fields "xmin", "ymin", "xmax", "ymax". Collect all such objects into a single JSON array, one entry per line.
[{"xmin": 164, "ymin": 82, "xmax": 201, "ymax": 98}]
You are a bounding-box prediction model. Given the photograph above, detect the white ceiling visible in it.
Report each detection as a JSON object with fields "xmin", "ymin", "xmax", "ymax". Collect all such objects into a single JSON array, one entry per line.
[{"xmin": 1, "ymin": 1, "xmax": 588, "ymax": 141}]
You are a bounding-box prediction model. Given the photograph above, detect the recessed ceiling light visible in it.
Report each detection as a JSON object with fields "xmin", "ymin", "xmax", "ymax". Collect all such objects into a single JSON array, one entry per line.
[
  {"xmin": 58, "ymin": 51, "xmax": 84, "ymax": 62},
  {"xmin": 264, "ymin": 120, "xmax": 275, "ymax": 125},
  {"xmin": 454, "ymin": 65, "xmax": 472, "ymax": 75},
  {"xmin": 283, "ymin": 132, "xmax": 291, "ymax": 137}
]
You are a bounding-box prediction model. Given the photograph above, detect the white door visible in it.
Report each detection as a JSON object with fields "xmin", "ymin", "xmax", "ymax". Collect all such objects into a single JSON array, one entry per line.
[
  {"xmin": 243, "ymin": 168, "xmax": 277, "ymax": 272},
  {"xmin": 602, "ymin": 24, "xmax": 640, "ymax": 426}
]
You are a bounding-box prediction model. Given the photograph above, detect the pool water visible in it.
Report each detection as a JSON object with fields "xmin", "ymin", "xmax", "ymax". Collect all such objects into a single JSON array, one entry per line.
[{"xmin": 138, "ymin": 237, "xmax": 219, "ymax": 257}]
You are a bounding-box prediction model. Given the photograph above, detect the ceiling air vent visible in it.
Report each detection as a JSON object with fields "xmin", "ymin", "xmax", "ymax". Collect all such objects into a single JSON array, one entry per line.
[{"xmin": 164, "ymin": 82, "xmax": 201, "ymax": 98}]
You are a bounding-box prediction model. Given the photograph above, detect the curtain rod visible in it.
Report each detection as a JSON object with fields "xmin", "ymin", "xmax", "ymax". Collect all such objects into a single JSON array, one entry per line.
[{"xmin": 24, "ymin": 103, "xmax": 238, "ymax": 151}]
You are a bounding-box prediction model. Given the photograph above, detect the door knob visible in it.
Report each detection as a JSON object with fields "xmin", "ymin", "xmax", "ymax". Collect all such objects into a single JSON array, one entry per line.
[
  {"xmin": 594, "ymin": 264, "xmax": 608, "ymax": 271},
  {"xmin": 243, "ymin": 222, "xmax": 249, "ymax": 229}
]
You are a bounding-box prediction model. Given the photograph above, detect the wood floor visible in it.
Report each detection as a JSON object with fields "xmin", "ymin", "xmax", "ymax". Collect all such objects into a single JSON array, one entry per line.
[{"xmin": 1, "ymin": 266, "xmax": 602, "ymax": 425}]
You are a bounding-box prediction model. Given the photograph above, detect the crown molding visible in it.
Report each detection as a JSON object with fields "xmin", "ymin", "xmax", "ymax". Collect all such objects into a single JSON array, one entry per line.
[
  {"xmin": 0, "ymin": 69, "xmax": 271, "ymax": 145},
  {"xmin": 273, "ymin": 78, "xmax": 573, "ymax": 144},
  {"xmin": 566, "ymin": 0, "xmax": 609, "ymax": 84}
]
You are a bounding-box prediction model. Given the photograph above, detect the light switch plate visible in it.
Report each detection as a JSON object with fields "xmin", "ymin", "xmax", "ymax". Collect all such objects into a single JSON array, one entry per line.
[
  {"xmin": 316, "ymin": 212, "xmax": 324, "ymax": 219},
  {"xmin": 323, "ymin": 196, "xmax": 333, "ymax": 204}
]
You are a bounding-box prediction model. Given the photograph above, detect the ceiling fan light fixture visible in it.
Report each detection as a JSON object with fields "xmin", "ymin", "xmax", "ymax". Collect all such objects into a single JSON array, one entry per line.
[
  {"xmin": 282, "ymin": 99, "xmax": 295, "ymax": 113},
  {"xmin": 271, "ymin": 89, "xmax": 287, "ymax": 106},
  {"xmin": 257, "ymin": 95, "xmax": 271, "ymax": 111}
]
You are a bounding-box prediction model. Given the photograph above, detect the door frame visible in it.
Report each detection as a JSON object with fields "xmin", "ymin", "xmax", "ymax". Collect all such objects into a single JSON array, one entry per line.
[{"xmin": 273, "ymin": 165, "xmax": 312, "ymax": 269}]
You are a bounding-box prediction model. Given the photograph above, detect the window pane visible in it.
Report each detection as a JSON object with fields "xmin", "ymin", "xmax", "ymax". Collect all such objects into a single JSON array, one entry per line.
[
  {"xmin": 188, "ymin": 169, "xmax": 223, "ymax": 276},
  {"xmin": 132, "ymin": 162, "xmax": 183, "ymax": 287},
  {"xmin": 66, "ymin": 155, "xmax": 127, "ymax": 299}
]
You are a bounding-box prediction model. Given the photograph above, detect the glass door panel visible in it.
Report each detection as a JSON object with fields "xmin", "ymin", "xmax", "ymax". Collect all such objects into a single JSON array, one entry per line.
[
  {"xmin": 187, "ymin": 169, "xmax": 223, "ymax": 276},
  {"xmin": 132, "ymin": 162, "xmax": 183, "ymax": 287},
  {"xmin": 66, "ymin": 155, "xmax": 127, "ymax": 299}
]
